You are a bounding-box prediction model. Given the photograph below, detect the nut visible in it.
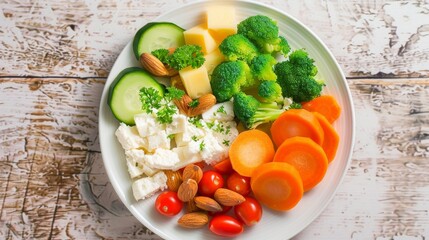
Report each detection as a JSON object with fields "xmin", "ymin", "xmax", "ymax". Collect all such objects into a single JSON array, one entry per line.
[
  {"xmin": 164, "ymin": 170, "xmax": 182, "ymax": 192},
  {"xmin": 194, "ymin": 196, "xmax": 223, "ymax": 212},
  {"xmin": 173, "ymin": 94, "xmax": 193, "ymax": 115},
  {"xmin": 214, "ymin": 188, "xmax": 246, "ymax": 206},
  {"xmin": 177, "ymin": 212, "xmax": 209, "ymax": 228},
  {"xmin": 188, "ymin": 93, "xmax": 217, "ymax": 117},
  {"xmin": 139, "ymin": 53, "xmax": 169, "ymax": 77},
  {"xmin": 170, "ymin": 75, "xmax": 186, "ymax": 91},
  {"xmin": 186, "ymin": 199, "xmax": 200, "ymax": 213},
  {"xmin": 177, "ymin": 179, "xmax": 198, "ymax": 202},
  {"xmin": 182, "ymin": 164, "xmax": 203, "ymax": 183}
]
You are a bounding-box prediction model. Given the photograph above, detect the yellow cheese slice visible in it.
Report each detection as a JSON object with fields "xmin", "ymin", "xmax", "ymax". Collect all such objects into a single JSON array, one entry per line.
[
  {"xmin": 184, "ymin": 24, "xmax": 218, "ymax": 54},
  {"xmin": 203, "ymin": 49, "xmax": 225, "ymax": 74},
  {"xmin": 179, "ymin": 65, "xmax": 212, "ymax": 99},
  {"xmin": 206, "ymin": 6, "xmax": 237, "ymax": 42}
]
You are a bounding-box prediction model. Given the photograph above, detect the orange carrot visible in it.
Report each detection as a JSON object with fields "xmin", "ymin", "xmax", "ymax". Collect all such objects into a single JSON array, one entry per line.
[
  {"xmin": 229, "ymin": 129, "xmax": 275, "ymax": 177},
  {"xmin": 313, "ymin": 112, "xmax": 340, "ymax": 163},
  {"xmin": 270, "ymin": 109, "xmax": 324, "ymax": 147},
  {"xmin": 273, "ymin": 136, "xmax": 328, "ymax": 192},
  {"xmin": 250, "ymin": 162, "xmax": 303, "ymax": 211},
  {"xmin": 213, "ymin": 158, "xmax": 233, "ymax": 174},
  {"xmin": 302, "ymin": 95, "xmax": 341, "ymax": 124}
]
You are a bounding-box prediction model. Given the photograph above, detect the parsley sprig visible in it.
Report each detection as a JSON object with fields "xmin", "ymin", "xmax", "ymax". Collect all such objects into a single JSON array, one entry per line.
[
  {"xmin": 152, "ymin": 45, "xmax": 205, "ymax": 71},
  {"xmin": 139, "ymin": 86, "xmax": 185, "ymax": 124}
]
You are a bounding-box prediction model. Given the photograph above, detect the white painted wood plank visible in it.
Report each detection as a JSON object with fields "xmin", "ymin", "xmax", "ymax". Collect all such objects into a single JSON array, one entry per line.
[
  {"xmin": 1, "ymin": 78, "xmax": 428, "ymax": 239},
  {"xmin": 0, "ymin": 0, "xmax": 428, "ymax": 77}
]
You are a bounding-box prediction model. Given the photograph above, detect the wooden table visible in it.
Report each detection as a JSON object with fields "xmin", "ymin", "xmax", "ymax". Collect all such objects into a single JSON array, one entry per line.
[{"xmin": 1, "ymin": 0, "xmax": 428, "ymax": 239}]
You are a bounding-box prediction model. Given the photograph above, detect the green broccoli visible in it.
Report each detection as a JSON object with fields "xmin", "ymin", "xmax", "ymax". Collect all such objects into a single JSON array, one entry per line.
[
  {"xmin": 151, "ymin": 45, "xmax": 205, "ymax": 71},
  {"xmin": 277, "ymin": 36, "xmax": 291, "ymax": 56},
  {"xmin": 275, "ymin": 49, "xmax": 324, "ymax": 102},
  {"xmin": 258, "ymin": 80, "xmax": 283, "ymax": 103},
  {"xmin": 210, "ymin": 61, "xmax": 252, "ymax": 102},
  {"xmin": 219, "ymin": 34, "xmax": 259, "ymax": 62},
  {"xmin": 237, "ymin": 15, "xmax": 290, "ymax": 55},
  {"xmin": 233, "ymin": 92, "xmax": 285, "ymax": 129},
  {"xmin": 249, "ymin": 54, "xmax": 277, "ymax": 81}
]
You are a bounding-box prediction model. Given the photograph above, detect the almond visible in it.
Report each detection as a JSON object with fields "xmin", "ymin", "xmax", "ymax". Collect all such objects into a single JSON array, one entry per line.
[
  {"xmin": 194, "ymin": 196, "xmax": 223, "ymax": 212},
  {"xmin": 186, "ymin": 199, "xmax": 200, "ymax": 213},
  {"xmin": 164, "ymin": 170, "xmax": 182, "ymax": 192},
  {"xmin": 188, "ymin": 93, "xmax": 217, "ymax": 117},
  {"xmin": 182, "ymin": 164, "xmax": 203, "ymax": 183},
  {"xmin": 177, "ymin": 212, "xmax": 209, "ymax": 228},
  {"xmin": 177, "ymin": 178, "xmax": 198, "ymax": 202},
  {"xmin": 139, "ymin": 53, "xmax": 169, "ymax": 77},
  {"xmin": 173, "ymin": 94, "xmax": 192, "ymax": 115},
  {"xmin": 170, "ymin": 75, "xmax": 186, "ymax": 91},
  {"xmin": 214, "ymin": 188, "xmax": 246, "ymax": 206}
]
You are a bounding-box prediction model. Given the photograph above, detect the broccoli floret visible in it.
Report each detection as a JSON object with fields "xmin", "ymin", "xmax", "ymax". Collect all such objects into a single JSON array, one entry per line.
[
  {"xmin": 211, "ymin": 61, "xmax": 252, "ymax": 102},
  {"xmin": 233, "ymin": 92, "xmax": 285, "ymax": 129},
  {"xmin": 289, "ymin": 102, "xmax": 302, "ymax": 109},
  {"xmin": 249, "ymin": 54, "xmax": 277, "ymax": 81},
  {"xmin": 277, "ymin": 36, "xmax": 291, "ymax": 56},
  {"xmin": 219, "ymin": 34, "xmax": 259, "ymax": 62},
  {"xmin": 275, "ymin": 49, "xmax": 324, "ymax": 102},
  {"xmin": 237, "ymin": 15, "xmax": 290, "ymax": 55},
  {"xmin": 258, "ymin": 80, "xmax": 283, "ymax": 103}
]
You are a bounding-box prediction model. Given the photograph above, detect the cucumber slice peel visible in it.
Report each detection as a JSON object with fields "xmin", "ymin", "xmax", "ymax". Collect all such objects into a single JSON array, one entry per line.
[
  {"xmin": 108, "ymin": 67, "xmax": 164, "ymax": 125},
  {"xmin": 133, "ymin": 22, "xmax": 185, "ymax": 60}
]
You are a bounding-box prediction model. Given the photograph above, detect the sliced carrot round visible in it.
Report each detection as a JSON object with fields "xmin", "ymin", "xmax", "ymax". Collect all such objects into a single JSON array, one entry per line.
[
  {"xmin": 313, "ymin": 112, "xmax": 340, "ymax": 163},
  {"xmin": 302, "ymin": 95, "xmax": 341, "ymax": 124},
  {"xmin": 270, "ymin": 109, "xmax": 324, "ymax": 147},
  {"xmin": 273, "ymin": 136, "xmax": 328, "ymax": 192},
  {"xmin": 229, "ymin": 129, "xmax": 275, "ymax": 177},
  {"xmin": 251, "ymin": 162, "xmax": 303, "ymax": 211}
]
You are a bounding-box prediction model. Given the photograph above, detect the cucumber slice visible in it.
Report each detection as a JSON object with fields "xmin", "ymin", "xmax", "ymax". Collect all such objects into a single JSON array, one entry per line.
[
  {"xmin": 108, "ymin": 67, "xmax": 164, "ymax": 125},
  {"xmin": 133, "ymin": 22, "xmax": 185, "ymax": 60}
]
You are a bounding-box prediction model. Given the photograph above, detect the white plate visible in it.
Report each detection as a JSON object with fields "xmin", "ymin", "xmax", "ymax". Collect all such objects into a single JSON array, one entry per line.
[{"xmin": 99, "ymin": 0, "xmax": 355, "ymax": 239}]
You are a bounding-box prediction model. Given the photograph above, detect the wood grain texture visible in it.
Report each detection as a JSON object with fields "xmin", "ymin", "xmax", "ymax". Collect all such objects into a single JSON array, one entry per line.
[
  {"xmin": 1, "ymin": 77, "xmax": 428, "ymax": 239},
  {"xmin": 0, "ymin": 0, "xmax": 428, "ymax": 78},
  {"xmin": 1, "ymin": 0, "xmax": 428, "ymax": 239}
]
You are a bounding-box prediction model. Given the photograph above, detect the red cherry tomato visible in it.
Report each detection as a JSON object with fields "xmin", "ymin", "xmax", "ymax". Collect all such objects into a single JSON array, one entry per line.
[
  {"xmin": 209, "ymin": 215, "xmax": 244, "ymax": 237},
  {"xmin": 234, "ymin": 197, "xmax": 262, "ymax": 226},
  {"xmin": 198, "ymin": 170, "xmax": 224, "ymax": 197},
  {"xmin": 213, "ymin": 158, "xmax": 233, "ymax": 174},
  {"xmin": 227, "ymin": 172, "xmax": 251, "ymax": 196},
  {"xmin": 155, "ymin": 191, "xmax": 183, "ymax": 216}
]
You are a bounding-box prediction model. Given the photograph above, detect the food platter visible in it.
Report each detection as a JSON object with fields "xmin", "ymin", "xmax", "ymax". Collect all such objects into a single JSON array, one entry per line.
[{"xmin": 99, "ymin": 0, "xmax": 355, "ymax": 239}]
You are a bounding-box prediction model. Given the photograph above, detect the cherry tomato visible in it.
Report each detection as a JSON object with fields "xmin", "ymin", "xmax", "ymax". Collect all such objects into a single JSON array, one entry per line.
[
  {"xmin": 227, "ymin": 172, "xmax": 251, "ymax": 196},
  {"xmin": 209, "ymin": 215, "xmax": 244, "ymax": 237},
  {"xmin": 198, "ymin": 170, "xmax": 224, "ymax": 197},
  {"xmin": 155, "ymin": 191, "xmax": 183, "ymax": 216},
  {"xmin": 234, "ymin": 197, "xmax": 262, "ymax": 226},
  {"xmin": 213, "ymin": 158, "xmax": 233, "ymax": 174}
]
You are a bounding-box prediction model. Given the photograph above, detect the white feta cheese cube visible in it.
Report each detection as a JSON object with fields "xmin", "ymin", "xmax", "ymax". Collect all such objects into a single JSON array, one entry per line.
[
  {"xmin": 200, "ymin": 132, "xmax": 227, "ymax": 165},
  {"xmin": 115, "ymin": 123, "xmax": 148, "ymax": 150},
  {"xmin": 172, "ymin": 146, "xmax": 202, "ymax": 170},
  {"xmin": 165, "ymin": 114, "xmax": 187, "ymax": 135},
  {"xmin": 146, "ymin": 130, "xmax": 170, "ymax": 152},
  {"xmin": 125, "ymin": 149, "xmax": 158, "ymax": 177},
  {"xmin": 175, "ymin": 123, "xmax": 205, "ymax": 147},
  {"xmin": 144, "ymin": 148, "xmax": 181, "ymax": 169},
  {"xmin": 134, "ymin": 113, "xmax": 165, "ymax": 137},
  {"xmin": 202, "ymin": 101, "xmax": 234, "ymax": 122},
  {"xmin": 132, "ymin": 171, "xmax": 167, "ymax": 201},
  {"xmin": 208, "ymin": 121, "xmax": 239, "ymax": 146}
]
